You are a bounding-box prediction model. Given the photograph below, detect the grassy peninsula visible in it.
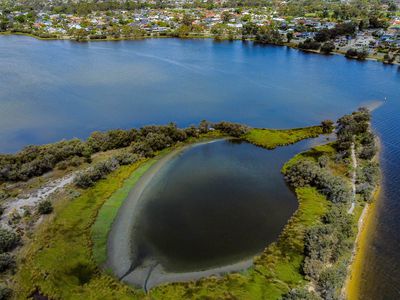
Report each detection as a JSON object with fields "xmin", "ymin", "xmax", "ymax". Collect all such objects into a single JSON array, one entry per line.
[{"xmin": 0, "ymin": 111, "xmax": 379, "ymax": 300}]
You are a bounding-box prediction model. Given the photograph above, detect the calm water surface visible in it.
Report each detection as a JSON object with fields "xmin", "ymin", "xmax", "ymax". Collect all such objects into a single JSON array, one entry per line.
[
  {"xmin": 133, "ymin": 139, "xmax": 309, "ymax": 272},
  {"xmin": 1, "ymin": 36, "xmax": 399, "ymax": 298}
]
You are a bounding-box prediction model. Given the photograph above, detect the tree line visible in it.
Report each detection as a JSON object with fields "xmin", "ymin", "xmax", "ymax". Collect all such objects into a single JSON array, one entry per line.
[{"xmin": 0, "ymin": 121, "xmax": 249, "ymax": 183}]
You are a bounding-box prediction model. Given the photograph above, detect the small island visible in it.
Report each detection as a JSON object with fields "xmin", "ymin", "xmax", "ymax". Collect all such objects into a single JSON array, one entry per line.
[{"xmin": 0, "ymin": 109, "xmax": 378, "ymax": 300}]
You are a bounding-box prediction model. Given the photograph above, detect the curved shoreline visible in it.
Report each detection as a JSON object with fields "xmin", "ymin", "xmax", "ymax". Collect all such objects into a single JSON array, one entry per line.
[{"xmin": 106, "ymin": 139, "xmax": 256, "ymax": 290}]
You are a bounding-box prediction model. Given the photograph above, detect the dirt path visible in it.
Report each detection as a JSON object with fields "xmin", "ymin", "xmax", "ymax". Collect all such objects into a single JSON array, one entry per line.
[
  {"xmin": 348, "ymin": 142, "xmax": 357, "ymax": 214},
  {"xmin": 0, "ymin": 174, "xmax": 75, "ymax": 229}
]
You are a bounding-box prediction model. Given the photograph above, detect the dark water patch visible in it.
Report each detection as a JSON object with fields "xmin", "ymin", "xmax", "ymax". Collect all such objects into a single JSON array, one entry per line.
[{"xmin": 131, "ymin": 139, "xmax": 312, "ymax": 272}]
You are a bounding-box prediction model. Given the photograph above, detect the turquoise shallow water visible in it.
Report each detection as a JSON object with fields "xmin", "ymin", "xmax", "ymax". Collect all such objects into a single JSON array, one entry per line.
[{"xmin": 1, "ymin": 36, "xmax": 399, "ymax": 298}]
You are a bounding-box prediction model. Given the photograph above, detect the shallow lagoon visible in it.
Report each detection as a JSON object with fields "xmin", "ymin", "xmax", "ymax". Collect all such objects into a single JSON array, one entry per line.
[
  {"xmin": 134, "ymin": 139, "xmax": 298, "ymax": 272},
  {"xmin": 108, "ymin": 137, "xmax": 326, "ymax": 288}
]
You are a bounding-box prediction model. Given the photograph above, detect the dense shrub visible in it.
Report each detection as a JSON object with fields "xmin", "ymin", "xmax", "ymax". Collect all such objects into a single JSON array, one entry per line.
[
  {"xmin": 213, "ymin": 122, "xmax": 250, "ymax": 137},
  {"xmin": 113, "ymin": 153, "xmax": 138, "ymax": 165},
  {"xmin": 38, "ymin": 200, "xmax": 53, "ymax": 215},
  {"xmin": 0, "ymin": 286, "xmax": 12, "ymax": 300},
  {"xmin": 198, "ymin": 120, "xmax": 210, "ymax": 134},
  {"xmin": 282, "ymin": 288, "xmax": 321, "ymax": 300},
  {"xmin": 0, "ymin": 120, "xmax": 250, "ymax": 183},
  {"xmin": 315, "ymin": 22, "xmax": 356, "ymax": 42},
  {"xmin": 356, "ymin": 161, "xmax": 379, "ymax": 201},
  {"xmin": 303, "ymin": 257, "xmax": 325, "ymax": 280},
  {"xmin": 285, "ymin": 159, "xmax": 351, "ymax": 203},
  {"xmin": 184, "ymin": 125, "xmax": 200, "ymax": 138},
  {"xmin": 320, "ymin": 42, "xmax": 335, "ymax": 54},
  {"xmin": 87, "ymin": 129, "xmax": 138, "ymax": 153},
  {"xmin": 336, "ymin": 108, "xmax": 371, "ymax": 153},
  {"xmin": 298, "ymin": 38, "xmax": 321, "ymax": 50},
  {"xmin": 317, "ymin": 263, "xmax": 347, "ymax": 300},
  {"xmin": 74, "ymin": 172, "xmax": 94, "ymax": 189},
  {"xmin": 130, "ymin": 141, "xmax": 154, "ymax": 158},
  {"xmin": 0, "ymin": 139, "xmax": 89, "ymax": 182},
  {"xmin": 345, "ymin": 48, "xmax": 368, "ymax": 60},
  {"xmin": 145, "ymin": 132, "xmax": 173, "ymax": 151},
  {"xmin": 0, "ymin": 253, "xmax": 15, "ymax": 273},
  {"xmin": 321, "ymin": 120, "xmax": 334, "ymax": 133},
  {"xmin": 303, "ymin": 204, "xmax": 353, "ymax": 286},
  {"xmin": 0, "ymin": 229, "xmax": 20, "ymax": 253},
  {"xmin": 74, "ymin": 158, "xmax": 120, "ymax": 189},
  {"xmin": 304, "ymin": 225, "xmax": 336, "ymax": 263},
  {"xmin": 139, "ymin": 123, "xmax": 187, "ymax": 143}
]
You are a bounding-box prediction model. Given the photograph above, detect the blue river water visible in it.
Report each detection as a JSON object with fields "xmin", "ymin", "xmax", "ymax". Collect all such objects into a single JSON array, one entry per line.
[{"xmin": 0, "ymin": 36, "xmax": 399, "ymax": 298}]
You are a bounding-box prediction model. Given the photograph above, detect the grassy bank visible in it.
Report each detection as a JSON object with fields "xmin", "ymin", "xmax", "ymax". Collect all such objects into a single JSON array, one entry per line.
[
  {"xmin": 91, "ymin": 158, "xmax": 158, "ymax": 266},
  {"xmin": 243, "ymin": 126, "xmax": 323, "ymax": 149}
]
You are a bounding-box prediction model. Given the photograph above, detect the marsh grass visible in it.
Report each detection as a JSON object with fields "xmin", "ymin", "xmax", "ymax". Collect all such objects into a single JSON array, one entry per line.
[{"xmin": 243, "ymin": 126, "xmax": 323, "ymax": 150}]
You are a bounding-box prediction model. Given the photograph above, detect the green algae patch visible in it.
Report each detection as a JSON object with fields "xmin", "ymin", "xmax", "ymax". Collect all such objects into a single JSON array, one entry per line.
[
  {"xmin": 91, "ymin": 158, "xmax": 158, "ymax": 266},
  {"xmin": 243, "ymin": 126, "xmax": 323, "ymax": 149}
]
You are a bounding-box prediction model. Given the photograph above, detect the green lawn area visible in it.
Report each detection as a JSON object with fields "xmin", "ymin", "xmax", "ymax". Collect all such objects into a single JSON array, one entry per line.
[{"xmin": 243, "ymin": 126, "xmax": 323, "ymax": 149}]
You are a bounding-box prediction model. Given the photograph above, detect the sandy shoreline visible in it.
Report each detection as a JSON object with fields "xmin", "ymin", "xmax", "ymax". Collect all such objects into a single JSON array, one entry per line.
[
  {"xmin": 106, "ymin": 139, "xmax": 255, "ymax": 291},
  {"xmin": 344, "ymin": 132, "xmax": 382, "ymax": 299},
  {"xmin": 345, "ymin": 188, "xmax": 380, "ymax": 300}
]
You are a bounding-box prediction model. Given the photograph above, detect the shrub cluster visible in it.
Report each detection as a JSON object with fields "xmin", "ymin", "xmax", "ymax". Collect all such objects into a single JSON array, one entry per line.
[
  {"xmin": 314, "ymin": 22, "xmax": 357, "ymax": 42},
  {"xmin": 345, "ymin": 48, "xmax": 368, "ymax": 60},
  {"xmin": 74, "ymin": 158, "xmax": 120, "ymax": 188},
  {"xmin": 282, "ymin": 287, "xmax": 321, "ymax": 300},
  {"xmin": 285, "ymin": 159, "xmax": 352, "ymax": 203},
  {"xmin": 356, "ymin": 161, "xmax": 379, "ymax": 201},
  {"xmin": 336, "ymin": 107, "xmax": 376, "ymax": 159},
  {"xmin": 38, "ymin": 200, "xmax": 53, "ymax": 215},
  {"xmin": 320, "ymin": 42, "xmax": 335, "ymax": 54},
  {"xmin": 0, "ymin": 286, "xmax": 12, "ymax": 300},
  {"xmin": 0, "ymin": 139, "xmax": 90, "ymax": 182},
  {"xmin": 298, "ymin": 38, "xmax": 321, "ymax": 50},
  {"xmin": 0, "ymin": 253, "xmax": 15, "ymax": 273},
  {"xmin": 1, "ymin": 121, "xmax": 251, "ymax": 185},
  {"xmin": 0, "ymin": 229, "xmax": 20, "ymax": 253},
  {"xmin": 213, "ymin": 122, "xmax": 250, "ymax": 137},
  {"xmin": 303, "ymin": 205, "xmax": 353, "ymax": 298}
]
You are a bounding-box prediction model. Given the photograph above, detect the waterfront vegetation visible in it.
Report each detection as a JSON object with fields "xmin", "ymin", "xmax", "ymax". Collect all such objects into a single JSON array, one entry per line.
[
  {"xmin": 4, "ymin": 123, "xmax": 322, "ymax": 299},
  {"xmin": 1, "ymin": 0, "xmax": 399, "ymax": 64},
  {"xmin": 1, "ymin": 110, "xmax": 379, "ymax": 299},
  {"xmin": 243, "ymin": 126, "xmax": 323, "ymax": 149}
]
